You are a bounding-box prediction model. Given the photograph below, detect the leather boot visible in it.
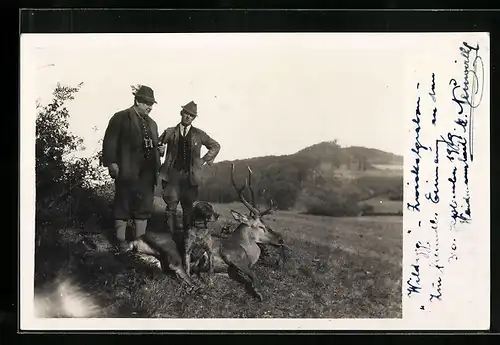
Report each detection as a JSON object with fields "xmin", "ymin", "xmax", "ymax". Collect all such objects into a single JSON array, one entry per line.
[
  {"xmin": 182, "ymin": 207, "xmax": 193, "ymax": 233},
  {"xmin": 165, "ymin": 202, "xmax": 178, "ymax": 234},
  {"xmin": 114, "ymin": 219, "xmax": 131, "ymax": 253},
  {"xmin": 134, "ymin": 219, "xmax": 148, "ymax": 238}
]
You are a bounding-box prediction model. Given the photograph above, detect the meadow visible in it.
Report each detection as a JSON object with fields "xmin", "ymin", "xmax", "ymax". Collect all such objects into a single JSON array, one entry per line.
[{"xmin": 35, "ymin": 197, "xmax": 402, "ymax": 319}]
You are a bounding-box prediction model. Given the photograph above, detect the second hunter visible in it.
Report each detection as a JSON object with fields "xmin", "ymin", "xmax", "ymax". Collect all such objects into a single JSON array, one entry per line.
[{"xmin": 158, "ymin": 100, "xmax": 221, "ymax": 239}]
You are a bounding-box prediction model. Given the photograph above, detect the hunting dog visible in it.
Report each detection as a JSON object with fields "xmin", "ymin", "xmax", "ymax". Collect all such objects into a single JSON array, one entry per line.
[
  {"xmin": 129, "ymin": 201, "xmax": 219, "ymax": 287},
  {"xmin": 184, "ymin": 201, "xmax": 220, "ymax": 285}
]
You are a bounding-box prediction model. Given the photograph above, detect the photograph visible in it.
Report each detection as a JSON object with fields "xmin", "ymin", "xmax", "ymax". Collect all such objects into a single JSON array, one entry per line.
[{"xmin": 20, "ymin": 31, "xmax": 489, "ymax": 331}]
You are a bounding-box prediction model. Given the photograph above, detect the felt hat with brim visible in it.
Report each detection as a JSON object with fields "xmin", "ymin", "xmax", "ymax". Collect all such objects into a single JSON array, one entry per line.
[
  {"xmin": 133, "ymin": 85, "xmax": 157, "ymax": 104},
  {"xmin": 181, "ymin": 101, "xmax": 198, "ymax": 116}
]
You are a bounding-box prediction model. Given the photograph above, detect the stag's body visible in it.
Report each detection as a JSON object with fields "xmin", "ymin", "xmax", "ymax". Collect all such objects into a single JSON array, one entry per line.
[
  {"xmin": 188, "ymin": 164, "xmax": 288, "ymax": 299},
  {"xmin": 189, "ymin": 217, "xmax": 282, "ymax": 300},
  {"xmin": 130, "ymin": 231, "xmax": 195, "ymax": 287},
  {"xmin": 221, "ymin": 222, "xmax": 263, "ymax": 267},
  {"xmin": 193, "ymin": 163, "xmax": 287, "ymax": 300}
]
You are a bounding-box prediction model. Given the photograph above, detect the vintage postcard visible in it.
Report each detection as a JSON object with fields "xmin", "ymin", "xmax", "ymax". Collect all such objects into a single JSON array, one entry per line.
[{"xmin": 19, "ymin": 32, "xmax": 490, "ymax": 331}]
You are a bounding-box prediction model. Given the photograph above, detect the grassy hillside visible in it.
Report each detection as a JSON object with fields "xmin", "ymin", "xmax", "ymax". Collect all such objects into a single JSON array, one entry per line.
[
  {"xmin": 155, "ymin": 141, "xmax": 404, "ymax": 217},
  {"xmin": 35, "ymin": 197, "xmax": 402, "ymax": 319}
]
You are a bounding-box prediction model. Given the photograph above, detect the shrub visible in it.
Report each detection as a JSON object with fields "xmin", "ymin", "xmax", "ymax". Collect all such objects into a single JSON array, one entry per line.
[
  {"xmin": 359, "ymin": 203, "xmax": 375, "ymax": 215},
  {"xmin": 299, "ymin": 180, "xmax": 365, "ymax": 217},
  {"xmin": 354, "ymin": 175, "xmax": 403, "ymax": 200},
  {"xmin": 35, "ymin": 82, "xmax": 111, "ymax": 247}
]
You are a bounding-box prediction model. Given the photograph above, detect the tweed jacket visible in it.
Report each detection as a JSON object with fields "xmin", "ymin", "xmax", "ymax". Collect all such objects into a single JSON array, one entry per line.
[
  {"xmin": 158, "ymin": 124, "xmax": 220, "ymax": 186},
  {"xmin": 102, "ymin": 106, "xmax": 162, "ymax": 185}
]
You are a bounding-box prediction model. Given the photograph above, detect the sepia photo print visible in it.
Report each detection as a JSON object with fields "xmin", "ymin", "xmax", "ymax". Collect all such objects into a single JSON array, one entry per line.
[{"xmin": 20, "ymin": 30, "xmax": 489, "ymax": 331}]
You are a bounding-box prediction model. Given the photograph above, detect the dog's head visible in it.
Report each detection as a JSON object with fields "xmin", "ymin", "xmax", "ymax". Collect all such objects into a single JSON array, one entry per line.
[{"xmin": 192, "ymin": 201, "xmax": 220, "ymax": 223}]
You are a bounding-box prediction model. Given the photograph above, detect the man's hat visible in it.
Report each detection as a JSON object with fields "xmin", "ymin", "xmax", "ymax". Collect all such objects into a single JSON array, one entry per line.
[
  {"xmin": 133, "ymin": 85, "xmax": 157, "ymax": 104},
  {"xmin": 181, "ymin": 101, "xmax": 198, "ymax": 116}
]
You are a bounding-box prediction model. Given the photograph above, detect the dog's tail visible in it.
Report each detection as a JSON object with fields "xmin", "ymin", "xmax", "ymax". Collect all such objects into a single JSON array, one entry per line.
[{"xmin": 34, "ymin": 275, "xmax": 100, "ymax": 318}]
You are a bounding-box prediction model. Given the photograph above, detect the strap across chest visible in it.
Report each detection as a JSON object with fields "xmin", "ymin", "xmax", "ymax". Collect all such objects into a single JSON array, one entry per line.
[{"xmin": 133, "ymin": 109, "xmax": 155, "ymax": 156}]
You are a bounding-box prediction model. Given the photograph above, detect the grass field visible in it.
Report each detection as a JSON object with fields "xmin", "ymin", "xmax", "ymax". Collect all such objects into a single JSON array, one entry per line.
[{"xmin": 35, "ymin": 198, "xmax": 402, "ymax": 319}]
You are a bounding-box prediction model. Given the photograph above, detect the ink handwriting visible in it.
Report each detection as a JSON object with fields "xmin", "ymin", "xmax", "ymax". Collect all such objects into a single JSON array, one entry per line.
[
  {"xmin": 406, "ymin": 46, "xmax": 480, "ymax": 310},
  {"xmin": 429, "ymin": 72, "xmax": 436, "ymax": 102},
  {"xmin": 425, "ymin": 165, "xmax": 440, "ymax": 204},
  {"xmin": 455, "ymin": 41, "xmax": 484, "ymax": 162},
  {"xmin": 407, "ymin": 84, "xmax": 432, "ymax": 212},
  {"xmin": 448, "ymin": 239, "xmax": 458, "ymax": 263},
  {"xmin": 429, "ymin": 277, "xmax": 443, "ymax": 302},
  {"xmin": 407, "ymin": 264, "xmax": 422, "ymax": 297},
  {"xmin": 460, "ymin": 42, "xmax": 484, "ymax": 109}
]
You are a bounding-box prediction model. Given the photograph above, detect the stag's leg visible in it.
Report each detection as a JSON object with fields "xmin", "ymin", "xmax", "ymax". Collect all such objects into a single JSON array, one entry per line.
[
  {"xmin": 160, "ymin": 251, "xmax": 194, "ymax": 288},
  {"xmin": 229, "ymin": 258, "xmax": 263, "ymax": 300},
  {"xmin": 238, "ymin": 265, "xmax": 263, "ymax": 300},
  {"xmin": 227, "ymin": 264, "xmax": 251, "ymax": 285},
  {"xmin": 222, "ymin": 245, "xmax": 263, "ymax": 299}
]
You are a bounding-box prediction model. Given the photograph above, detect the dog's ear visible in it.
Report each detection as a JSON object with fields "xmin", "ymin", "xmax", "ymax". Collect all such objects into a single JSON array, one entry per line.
[{"xmin": 202, "ymin": 202, "xmax": 213, "ymax": 211}]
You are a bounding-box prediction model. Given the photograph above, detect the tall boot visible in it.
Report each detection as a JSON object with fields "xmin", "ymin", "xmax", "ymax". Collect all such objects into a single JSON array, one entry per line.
[
  {"xmin": 134, "ymin": 219, "xmax": 148, "ymax": 238},
  {"xmin": 114, "ymin": 219, "xmax": 131, "ymax": 253},
  {"xmin": 165, "ymin": 202, "xmax": 178, "ymax": 234},
  {"xmin": 182, "ymin": 206, "xmax": 193, "ymax": 233}
]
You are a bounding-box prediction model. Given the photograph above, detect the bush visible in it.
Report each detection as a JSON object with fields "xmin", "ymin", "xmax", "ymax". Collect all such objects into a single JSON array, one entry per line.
[
  {"xmin": 359, "ymin": 203, "xmax": 375, "ymax": 215},
  {"xmin": 304, "ymin": 199, "xmax": 363, "ymax": 217},
  {"xmin": 299, "ymin": 169, "xmax": 403, "ymax": 217},
  {"xmin": 299, "ymin": 178, "xmax": 366, "ymax": 217},
  {"xmin": 35, "ymin": 82, "xmax": 111, "ymax": 247},
  {"xmin": 354, "ymin": 175, "xmax": 403, "ymax": 200}
]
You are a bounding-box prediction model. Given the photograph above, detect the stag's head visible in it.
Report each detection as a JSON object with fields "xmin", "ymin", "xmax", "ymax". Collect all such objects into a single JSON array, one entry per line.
[
  {"xmin": 229, "ymin": 209, "xmax": 284, "ymax": 246},
  {"xmin": 230, "ymin": 163, "xmax": 285, "ymax": 247}
]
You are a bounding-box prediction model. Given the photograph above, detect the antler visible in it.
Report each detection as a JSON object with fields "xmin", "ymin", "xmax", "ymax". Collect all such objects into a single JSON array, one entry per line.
[
  {"xmin": 260, "ymin": 198, "xmax": 276, "ymax": 217},
  {"xmin": 247, "ymin": 166, "xmax": 257, "ymax": 208},
  {"xmin": 230, "ymin": 163, "xmax": 260, "ymax": 216}
]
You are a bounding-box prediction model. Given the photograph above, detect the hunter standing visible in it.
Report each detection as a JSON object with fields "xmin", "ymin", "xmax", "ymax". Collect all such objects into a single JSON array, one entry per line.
[
  {"xmin": 158, "ymin": 101, "xmax": 220, "ymax": 236},
  {"xmin": 102, "ymin": 85, "xmax": 166, "ymax": 252}
]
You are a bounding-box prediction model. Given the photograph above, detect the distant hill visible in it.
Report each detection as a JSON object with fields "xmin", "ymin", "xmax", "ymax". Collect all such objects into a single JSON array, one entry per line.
[
  {"xmin": 294, "ymin": 142, "xmax": 402, "ymax": 166},
  {"xmin": 156, "ymin": 141, "xmax": 403, "ymax": 216},
  {"xmin": 341, "ymin": 146, "xmax": 404, "ymax": 165}
]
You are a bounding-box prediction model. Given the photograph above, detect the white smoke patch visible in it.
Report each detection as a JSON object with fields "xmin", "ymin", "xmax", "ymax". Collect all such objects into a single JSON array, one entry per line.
[{"xmin": 33, "ymin": 276, "xmax": 101, "ymax": 318}]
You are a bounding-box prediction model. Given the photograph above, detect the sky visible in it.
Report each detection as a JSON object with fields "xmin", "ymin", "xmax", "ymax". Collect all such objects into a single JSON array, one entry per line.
[{"xmin": 22, "ymin": 33, "xmax": 427, "ymax": 162}]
